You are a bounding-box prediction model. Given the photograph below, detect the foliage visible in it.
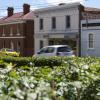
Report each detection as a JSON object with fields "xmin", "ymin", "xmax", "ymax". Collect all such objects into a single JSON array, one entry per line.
[
  {"xmin": 0, "ymin": 56, "xmax": 63, "ymax": 67},
  {"xmin": 0, "ymin": 56, "xmax": 99, "ymax": 100}
]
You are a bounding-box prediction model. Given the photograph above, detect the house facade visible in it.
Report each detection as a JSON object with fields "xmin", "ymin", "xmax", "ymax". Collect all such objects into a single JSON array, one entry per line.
[
  {"xmin": 81, "ymin": 7, "xmax": 100, "ymax": 56},
  {"xmin": 34, "ymin": 3, "xmax": 84, "ymax": 56},
  {"xmin": 0, "ymin": 4, "xmax": 34, "ymax": 56}
]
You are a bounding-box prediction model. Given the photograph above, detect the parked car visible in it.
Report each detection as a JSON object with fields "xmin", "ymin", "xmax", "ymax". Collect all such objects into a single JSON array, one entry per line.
[
  {"xmin": 34, "ymin": 45, "xmax": 75, "ymax": 57},
  {"xmin": 0, "ymin": 48, "xmax": 20, "ymax": 57}
]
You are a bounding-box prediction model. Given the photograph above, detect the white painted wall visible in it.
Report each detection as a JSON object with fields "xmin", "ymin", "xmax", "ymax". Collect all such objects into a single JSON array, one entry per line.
[
  {"xmin": 81, "ymin": 19, "xmax": 100, "ymax": 57},
  {"xmin": 34, "ymin": 3, "xmax": 80, "ymax": 53}
]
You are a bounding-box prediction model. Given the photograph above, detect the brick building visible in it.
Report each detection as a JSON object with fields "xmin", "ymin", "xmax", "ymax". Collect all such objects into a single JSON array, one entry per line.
[{"xmin": 0, "ymin": 4, "xmax": 34, "ymax": 56}]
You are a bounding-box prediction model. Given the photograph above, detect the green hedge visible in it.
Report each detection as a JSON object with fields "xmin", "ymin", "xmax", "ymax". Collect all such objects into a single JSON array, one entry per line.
[
  {"xmin": 0, "ymin": 56, "xmax": 99, "ymax": 99},
  {"xmin": 0, "ymin": 56, "xmax": 63, "ymax": 67}
]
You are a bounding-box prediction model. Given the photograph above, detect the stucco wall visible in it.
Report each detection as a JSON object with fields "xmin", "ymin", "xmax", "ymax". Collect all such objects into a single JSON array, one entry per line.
[
  {"xmin": 34, "ymin": 4, "xmax": 80, "ymax": 53},
  {"xmin": 81, "ymin": 19, "xmax": 100, "ymax": 57}
]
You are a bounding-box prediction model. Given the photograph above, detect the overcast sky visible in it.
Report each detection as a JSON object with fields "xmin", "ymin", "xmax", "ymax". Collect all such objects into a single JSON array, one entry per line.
[{"xmin": 0, "ymin": 0, "xmax": 100, "ymax": 17}]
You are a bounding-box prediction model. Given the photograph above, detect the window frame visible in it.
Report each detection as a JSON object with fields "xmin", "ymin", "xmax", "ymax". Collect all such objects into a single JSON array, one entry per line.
[
  {"xmin": 2, "ymin": 26, "xmax": 5, "ymax": 36},
  {"xmin": 40, "ymin": 40, "xmax": 44, "ymax": 49},
  {"xmin": 10, "ymin": 41, "xmax": 14, "ymax": 50},
  {"xmin": 39, "ymin": 18, "xmax": 43, "ymax": 30},
  {"xmin": 88, "ymin": 33, "xmax": 94, "ymax": 49},
  {"xmin": 10, "ymin": 26, "xmax": 13, "ymax": 36},
  {"xmin": 52, "ymin": 17, "xmax": 56, "ymax": 29},
  {"xmin": 66, "ymin": 15, "xmax": 71, "ymax": 28}
]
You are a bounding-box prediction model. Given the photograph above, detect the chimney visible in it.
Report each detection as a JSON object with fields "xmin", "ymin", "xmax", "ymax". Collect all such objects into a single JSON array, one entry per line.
[
  {"xmin": 23, "ymin": 4, "xmax": 30, "ymax": 15},
  {"xmin": 7, "ymin": 7, "xmax": 14, "ymax": 17}
]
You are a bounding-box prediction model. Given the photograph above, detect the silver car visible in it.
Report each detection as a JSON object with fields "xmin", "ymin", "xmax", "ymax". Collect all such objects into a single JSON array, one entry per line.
[{"xmin": 34, "ymin": 45, "xmax": 75, "ymax": 57}]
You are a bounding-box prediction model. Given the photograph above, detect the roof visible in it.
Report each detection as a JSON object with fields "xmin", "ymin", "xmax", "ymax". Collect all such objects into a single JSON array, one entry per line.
[
  {"xmin": 82, "ymin": 7, "xmax": 100, "ymax": 20},
  {"xmin": 0, "ymin": 11, "xmax": 34, "ymax": 24},
  {"xmin": 43, "ymin": 45, "xmax": 69, "ymax": 48},
  {"xmin": 34, "ymin": 2, "xmax": 81, "ymax": 13},
  {"xmin": 84, "ymin": 7, "xmax": 100, "ymax": 12}
]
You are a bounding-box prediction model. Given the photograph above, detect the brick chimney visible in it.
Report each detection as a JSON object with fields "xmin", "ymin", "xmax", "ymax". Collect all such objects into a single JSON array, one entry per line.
[
  {"xmin": 23, "ymin": 4, "xmax": 30, "ymax": 15},
  {"xmin": 7, "ymin": 7, "xmax": 14, "ymax": 17}
]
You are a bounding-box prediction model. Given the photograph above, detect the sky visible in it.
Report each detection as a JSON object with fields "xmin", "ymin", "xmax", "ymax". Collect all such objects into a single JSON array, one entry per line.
[{"xmin": 0, "ymin": 0, "xmax": 100, "ymax": 17}]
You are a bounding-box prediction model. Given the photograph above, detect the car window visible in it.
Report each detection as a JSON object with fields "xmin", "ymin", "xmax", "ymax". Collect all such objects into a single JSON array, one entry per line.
[
  {"xmin": 45, "ymin": 47, "xmax": 55, "ymax": 53},
  {"xmin": 39, "ymin": 47, "xmax": 55, "ymax": 54},
  {"xmin": 57, "ymin": 46, "xmax": 72, "ymax": 52},
  {"xmin": 39, "ymin": 48, "xmax": 47, "ymax": 54}
]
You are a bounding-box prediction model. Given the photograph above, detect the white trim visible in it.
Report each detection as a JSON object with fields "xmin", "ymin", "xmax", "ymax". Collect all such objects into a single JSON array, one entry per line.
[
  {"xmin": 35, "ymin": 2, "xmax": 80, "ymax": 13},
  {"xmin": 0, "ymin": 36, "xmax": 25, "ymax": 38},
  {"xmin": 10, "ymin": 41, "xmax": 14, "ymax": 50},
  {"xmin": 0, "ymin": 20, "xmax": 26, "ymax": 25},
  {"xmin": 2, "ymin": 26, "xmax": 5, "ymax": 36},
  {"xmin": 10, "ymin": 26, "xmax": 13, "ymax": 36},
  {"xmin": 16, "ymin": 23, "xmax": 20, "ymax": 36}
]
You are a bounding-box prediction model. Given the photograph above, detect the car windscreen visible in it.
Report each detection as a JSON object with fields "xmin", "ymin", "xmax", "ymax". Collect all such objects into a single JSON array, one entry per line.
[{"xmin": 57, "ymin": 46, "xmax": 72, "ymax": 52}]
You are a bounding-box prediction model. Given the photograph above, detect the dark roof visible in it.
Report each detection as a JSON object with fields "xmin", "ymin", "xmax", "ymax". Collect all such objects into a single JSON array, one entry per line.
[{"xmin": 0, "ymin": 11, "xmax": 34, "ymax": 24}]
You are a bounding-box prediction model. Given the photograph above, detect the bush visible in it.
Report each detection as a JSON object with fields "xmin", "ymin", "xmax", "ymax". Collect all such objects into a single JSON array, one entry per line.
[
  {"xmin": 0, "ymin": 56, "xmax": 99, "ymax": 100},
  {"xmin": 0, "ymin": 56, "xmax": 63, "ymax": 67}
]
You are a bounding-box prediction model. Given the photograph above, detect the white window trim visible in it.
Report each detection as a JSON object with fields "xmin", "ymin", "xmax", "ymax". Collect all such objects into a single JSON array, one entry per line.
[
  {"xmin": 88, "ymin": 33, "xmax": 94, "ymax": 49},
  {"xmin": 65, "ymin": 15, "xmax": 71, "ymax": 29},
  {"xmin": 2, "ymin": 26, "xmax": 5, "ymax": 36},
  {"xmin": 51, "ymin": 17, "xmax": 56, "ymax": 30},
  {"xmin": 17, "ymin": 24, "xmax": 20, "ymax": 36},
  {"xmin": 17, "ymin": 41, "xmax": 20, "ymax": 52},
  {"xmin": 11, "ymin": 41, "xmax": 14, "ymax": 50},
  {"xmin": 10, "ymin": 26, "xmax": 13, "ymax": 36}
]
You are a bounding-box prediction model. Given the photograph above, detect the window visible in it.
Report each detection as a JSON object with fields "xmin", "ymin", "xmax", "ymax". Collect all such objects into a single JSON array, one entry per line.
[
  {"xmin": 17, "ymin": 41, "xmax": 20, "ymax": 51},
  {"xmin": 88, "ymin": 33, "xmax": 94, "ymax": 48},
  {"xmin": 40, "ymin": 40, "xmax": 44, "ymax": 49},
  {"xmin": 39, "ymin": 18, "xmax": 43, "ymax": 30},
  {"xmin": 2, "ymin": 26, "xmax": 5, "ymax": 36},
  {"xmin": 10, "ymin": 26, "xmax": 13, "ymax": 36},
  {"xmin": 52, "ymin": 17, "xmax": 56, "ymax": 29},
  {"xmin": 17, "ymin": 24, "xmax": 20, "ymax": 36},
  {"xmin": 82, "ymin": 23, "xmax": 100, "ymax": 27},
  {"xmin": 3, "ymin": 40, "xmax": 5, "ymax": 48},
  {"xmin": 57, "ymin": 46, "xmax": 71, "ymax": 52},
  {"xmin": 49, "ymin": 40, "xmax": 54, "ymax": 45},
  {"xmin": 10, "ymin": 41, "xmax": 14, "ymax": 50},
  {"xmin": 39, "ymin": 47, "xmax": 55, "ymax": 54},
  {"xmin": 66, "ymin": 15, "xmax": 70, "ymax": 28}
]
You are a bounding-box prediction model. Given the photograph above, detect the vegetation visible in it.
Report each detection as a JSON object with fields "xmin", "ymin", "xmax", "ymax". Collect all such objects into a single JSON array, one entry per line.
[{"xmin": 0, "ymin": 56, "xmax": 99, "ymax": 100}]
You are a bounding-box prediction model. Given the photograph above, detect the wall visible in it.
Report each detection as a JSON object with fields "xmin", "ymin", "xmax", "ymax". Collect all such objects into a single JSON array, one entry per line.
[
  {"xmin": 23, "ymin": 20, "xmax": 34, "ymax": 56},
  {"xmin": 34, "ymin": 5, "xmax": 80, "ymax": 53},
  {"xmin": 81, "ymin": 19, "xmax": 100, "ymax": 56}
]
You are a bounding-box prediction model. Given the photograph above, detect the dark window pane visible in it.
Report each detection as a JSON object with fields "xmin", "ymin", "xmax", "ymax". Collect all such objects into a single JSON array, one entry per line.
[
  {"xmin": 66, "ymin": 15, "xmax": 70, "ymax": 28},
  {"xmin": 89, "ymin": 34, "xmax": 93, "ymax": 48},
  {"xmin": 52, "ymin": 17, "xmax": 56, "ymax": 29},
  {"xmin": 39, "ymin": 19, "xmax": 43, "ymax": 30},
  {"xmin": 57, "ymin": 46, "xmax": 71, "ymax": 52},
  {"xmin": 40, "ymin": 40, "xmax": 44, "ymax": 49}
]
